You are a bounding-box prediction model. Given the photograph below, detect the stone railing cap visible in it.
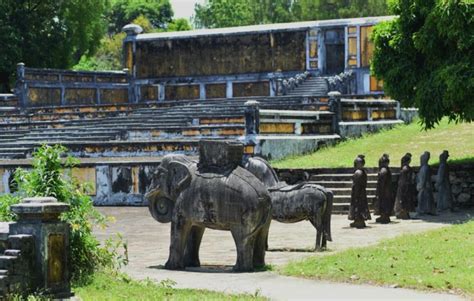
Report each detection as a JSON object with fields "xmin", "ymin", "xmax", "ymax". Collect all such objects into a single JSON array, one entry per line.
[
  {"xmin": 22, "ymin": 197, "xmax": 58, "ymax": 203},
  {"xmin": 11, "ymin": 197, "xmax": 69, "ymax": 215},
  {"xmin": 122, "ymin": 24, "xmax": 143, "ymax": 36}
]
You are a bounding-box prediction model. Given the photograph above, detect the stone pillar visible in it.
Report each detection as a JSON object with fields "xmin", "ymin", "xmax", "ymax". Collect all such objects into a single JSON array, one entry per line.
[
  {"xmin": 10, "ymin": 197, "xmax": 71, "ymax": 298},
  {"xmin": 122, "ymin": 24, "xmax": 143, "ymax": 103},
  {"xmin": 328, "ymin": 91, "xmax": 341, "ymax": 135},
  {"xmin": 245, "ymin": 100, "xmax": 260, "ymax": 136},
  {"xmin": 16, "ymin": 63, "xmax": 28, "ymax": 108}
]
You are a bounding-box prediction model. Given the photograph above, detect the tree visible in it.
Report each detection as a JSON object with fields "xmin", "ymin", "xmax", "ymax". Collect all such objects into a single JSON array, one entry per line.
[
  {"xmin": 0, "ymin": 0, "xmax": 108, "ymax": 92},
  {"xmin": 74, "ymin": 16, "xmax": 192, "ymax": 71},
  {"xmin": 371, "ymin": 0, "xmax": 473, "ymax": 128},
  {"xmin": 167, "ymin": 18, "xmax": 192, "ymax": 32},
  {"xmin": 193, "ymin": 0, "xmax": 390, "ymax": 28},
  {"xmin": 193, "ymin": 0, "xmax": 254, "ymax": 28},
  {"xmin": 108, "ymin": 0, "xmax": 173, "ymax": 34}
]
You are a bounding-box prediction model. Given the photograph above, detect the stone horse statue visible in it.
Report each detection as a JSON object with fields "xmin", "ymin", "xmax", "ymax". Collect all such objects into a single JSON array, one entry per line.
[{"xmin": 245, "ymin": 157, "xmax": 333, "ymax": 251}]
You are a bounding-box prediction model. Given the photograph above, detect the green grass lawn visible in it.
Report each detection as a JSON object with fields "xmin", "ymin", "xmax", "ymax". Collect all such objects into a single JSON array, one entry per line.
[
  {"xmin": 281, "ymin": 221, "xmax": 474, "ymax": 296},
  {"xmin": 272, "ymin": 119, "xmax": 474, "ymax": 168},
  {"xmin": 74, "ymin": 270, "xmax": 265, "ymax": 301}
]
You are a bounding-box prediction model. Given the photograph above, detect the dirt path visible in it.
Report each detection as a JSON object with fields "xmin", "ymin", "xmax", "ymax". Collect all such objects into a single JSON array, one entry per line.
[{"xmin": 94, "ymin": 207, "xmax": 472, "ymax": 300}]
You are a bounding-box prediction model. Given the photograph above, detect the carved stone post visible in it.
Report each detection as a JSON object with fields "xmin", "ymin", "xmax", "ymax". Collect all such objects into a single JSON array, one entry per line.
[
  {"xmin": 16, "ymin": 63, "xmax": 28, "ymax": 108},
  {"xmin": 10, "ymin": 197, "xmax": 71, "ymax": 298},
  {"xmin": 245, "ymin": 100, "xmax": 260, "ymax": 136},
  {"xmin": 328, "ymin": 91, "xmax": 341, "ymax": 135}
]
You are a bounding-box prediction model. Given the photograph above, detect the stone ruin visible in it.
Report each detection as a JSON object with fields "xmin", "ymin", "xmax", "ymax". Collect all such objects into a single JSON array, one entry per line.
[{"xmin": 0, "ymin": 197, "xmax": 72, "ymax": 298}]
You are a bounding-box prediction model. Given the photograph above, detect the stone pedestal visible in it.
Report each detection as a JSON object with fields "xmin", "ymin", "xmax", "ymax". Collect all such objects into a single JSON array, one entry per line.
[{"xmin": 10, "ymin": 197, "xmax": 71, "ymax": 298}]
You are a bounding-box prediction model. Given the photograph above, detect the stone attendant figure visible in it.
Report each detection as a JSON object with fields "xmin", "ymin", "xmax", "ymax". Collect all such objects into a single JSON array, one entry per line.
[
  {"xmin": 394, "ymin": 153, "xmax": 416, "ymax": 219},
  {"xmin": 375, "ymin": 154, "xmax": 394, "ymax": 223},
  {"xmin": 436, "ymin": 150, "xmax": 453, "ymax": 212},
  {"xmin": 348, "ymin": 155, "xmax": 371, "ymax": 228},
  {"xmin": 416, "ymin": 151, "xmax": 436, "ymax": 215}
]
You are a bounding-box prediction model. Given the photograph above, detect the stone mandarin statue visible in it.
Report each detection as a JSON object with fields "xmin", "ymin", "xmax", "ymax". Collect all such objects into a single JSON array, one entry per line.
[
  {"xmin": 394, "ymin": 153, "xmax": 416, "ymax": 219},
  {"xmin": 375, "ymin": 153, "xmax": 395, "ymax": 224},
  {"xmin": 435, "ymin": 150, "xmax": 453, "ymax": 212},
  {"xmin": 348, "ymin": 154, "xmax": 371, "ymax": 228},
  {"xmin": 416, "ymin": 151, "xmax": 436, "ymax": 215}
]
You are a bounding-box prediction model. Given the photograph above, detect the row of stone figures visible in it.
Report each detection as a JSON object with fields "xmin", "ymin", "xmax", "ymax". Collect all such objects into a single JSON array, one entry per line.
[
  {"xmin": 146, "ymin": 140, "xmax": 333, "ymax": 272},
  {"xmin": 277, "ymin": 71, "xmax": 311, "ymax": 95},
  {"xmin": 349, "ymin": 150, "xmax": 453, "ymax": 228}
]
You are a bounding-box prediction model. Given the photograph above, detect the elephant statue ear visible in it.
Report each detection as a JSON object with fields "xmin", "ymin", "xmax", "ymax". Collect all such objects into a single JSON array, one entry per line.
[
  {"xmin": 148, "ymin": 196, "xmax": 174, "ymax": 223},
  {"xmin": 168, "ymin": 160, "xmax": 192, "ymax": 200}
]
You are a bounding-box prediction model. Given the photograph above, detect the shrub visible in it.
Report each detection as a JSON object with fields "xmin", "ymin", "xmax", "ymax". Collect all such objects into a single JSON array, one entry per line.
[
  {"xmin": 0, "ymin": 194, "xmax": 21, "ymax": 221},
  {"xmin": 7, "ymin": 144, "xmax": 123, "ymax": 283}
]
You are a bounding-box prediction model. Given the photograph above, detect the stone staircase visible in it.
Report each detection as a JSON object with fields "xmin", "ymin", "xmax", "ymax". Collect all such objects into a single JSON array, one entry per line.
[
  {"xmin": 308, "ymin": 173, "xmax": 378, "ymax": 214},
  {"xmin": 0, "ymin": 224, "xmax": 35, "ymax": 296},
  {"xmin": 0, "ymin": 96, "xmax": 334, "ymax": 159},
  {"xmin": 285, "ymin": 77, "xmax": 329, "ymax": 96}
]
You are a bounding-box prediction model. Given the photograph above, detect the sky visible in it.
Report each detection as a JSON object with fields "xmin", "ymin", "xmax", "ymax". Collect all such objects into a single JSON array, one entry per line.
[{"xmin": 170, "ymin": 0, "xmax": 204, "ymax": 20}]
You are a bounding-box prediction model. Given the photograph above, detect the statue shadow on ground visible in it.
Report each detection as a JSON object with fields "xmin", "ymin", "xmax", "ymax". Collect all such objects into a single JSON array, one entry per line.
[
  {"xmin": 147, "ymin": 264, "xmax": 271, "ymax": 274},
  {"xmin": 340, "ymin": 225, "xmax": 373, "ymax": 230},
  {"xmin": 368, "ymin": 220, "xmax": 401, "ymax": 225},
  {"xmin": 407, "ymin": 209, "xmax": 473, "ymax": 225},
  {"xmin": 267, "ymin": 247, "xmax": 329, "ymax": 253}
]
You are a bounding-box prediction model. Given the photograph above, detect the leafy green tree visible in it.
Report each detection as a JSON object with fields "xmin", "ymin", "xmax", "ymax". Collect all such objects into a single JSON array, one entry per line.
[
  {"xmin": 0, "ymin": 0, "xmax": 108, "ymax": 92},
  {"xmin": 74, "ymin": 15, "xmax": 192, "ymax": 71},
  {"xmin": 193, "ymin": 0, "xmax": 390, "ymax": 28},
  {"xmin": 194, "ymin": 0, "xmax": 254, "ymax": 28},
  {"xmin": 167, "ymin": 18, "xmax": 193, "ymax": 32},
  {"xmin": 108, "ymin": 0, "xmax": 173, "ymax": 33},
  {"xmin": 371, "ymin": 0, "xmax": 473, "ymax": 129}
]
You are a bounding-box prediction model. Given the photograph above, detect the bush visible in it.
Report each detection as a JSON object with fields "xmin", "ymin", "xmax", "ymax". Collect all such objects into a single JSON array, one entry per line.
[
  {"xmin": 0, "ymin": 194, "xmax": 21, "ymax": 221},
  {"xmin": 4, "ymin": 144, "xmax": 123, "ymax": 283}
]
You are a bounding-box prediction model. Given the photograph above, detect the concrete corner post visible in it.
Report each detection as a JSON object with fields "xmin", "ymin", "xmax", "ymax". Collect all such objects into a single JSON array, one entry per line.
[{"xmin": 10, "ymin": 197, "xmax": 72, "ymax": 298}]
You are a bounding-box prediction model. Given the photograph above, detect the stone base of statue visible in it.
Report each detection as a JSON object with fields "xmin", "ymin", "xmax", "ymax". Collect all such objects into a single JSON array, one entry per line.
[
  {"xmin": 350, "ymin": 219, "xmax": 366, "ymax": 229},
  {"xmin": 375, "ymin": 214, "xmax": 391, "ymax": 224},
  {"xmin": 396, "ymin": 210, "xmax": 410, "ymax": 219}
]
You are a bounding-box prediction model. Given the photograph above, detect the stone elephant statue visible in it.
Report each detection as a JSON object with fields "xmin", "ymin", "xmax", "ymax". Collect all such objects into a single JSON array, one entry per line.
[
  {"xmin": 245, "ymin": 157, "xmax": 333, "ymax": 251},
  {"xmin": 147, "ymin": 154, "xmax": 272, "ymax": 272}
]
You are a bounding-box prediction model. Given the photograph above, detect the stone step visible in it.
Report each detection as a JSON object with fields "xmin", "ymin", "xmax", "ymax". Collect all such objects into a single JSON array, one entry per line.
[
  {"xmin": 310, "ymin": 174, "xmax": 379, "ymax": 181},
  {"xmin": 7, "ymin": 235, "xmax": 34, "ymax": 251},
  {"xmin": 0, "ymin": 269, "xmax": 8, "ymax": 276},
  {"xmin": 3, "ymin": 250, "xmax": 20, "ymax": 257},
  {"xmin": 0, "ymin": 275, "xmax": 8, "ymax": 294},
  {"xmin": 330, "ymin": 187, "xmax": 376, "ymax": 196},
  {"xmin": 0, "ymin": 256, "xmax": 18, "ymax": 270},
  {"xmin": 310, "ymin": 180, "xmax": 378, "ymax": 189},
  {"xmin": 334, "ymin": 195, "xmax": 376, "ymax": 203},
  {"xmin": 0, "ymin": 152, "xmax": 27, "ymax": 159}
]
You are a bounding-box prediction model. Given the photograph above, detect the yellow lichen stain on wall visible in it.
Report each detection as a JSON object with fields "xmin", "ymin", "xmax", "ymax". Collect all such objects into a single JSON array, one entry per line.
[
  {"xmin": 260, "ymin": 123, "xmax": 295, "ymax": 134},
  {"xmin": 233, "ymin": 81, "xmax": 269, "ymax": 97},
  {"xmin": 72, "ymin": 167, "xmax": 97, "ymax": 195},
  {"xmin": 343, "ymin": 111, "xmax": 368, "ymax": 121}
]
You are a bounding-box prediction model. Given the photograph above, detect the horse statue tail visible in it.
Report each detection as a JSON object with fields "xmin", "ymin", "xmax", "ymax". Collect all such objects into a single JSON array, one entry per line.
[{"xmin": 323, "ymin": 189, "xmax": 333, "ymax": 242}]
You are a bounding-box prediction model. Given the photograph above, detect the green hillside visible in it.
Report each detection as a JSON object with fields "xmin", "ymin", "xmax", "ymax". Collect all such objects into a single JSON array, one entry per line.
[{"xmin": 272, "ymin": 119, "xmax": 474, "ymax": 169}]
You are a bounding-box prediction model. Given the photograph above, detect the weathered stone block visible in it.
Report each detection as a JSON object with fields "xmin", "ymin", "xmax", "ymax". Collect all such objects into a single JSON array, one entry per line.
[
  {"xmin": 457, "ymin": 193, "xmax": 471, "ymax": 204},
  {"xmin": 198, "ymin": 140, "xmax": 244, "ymax": 169}
]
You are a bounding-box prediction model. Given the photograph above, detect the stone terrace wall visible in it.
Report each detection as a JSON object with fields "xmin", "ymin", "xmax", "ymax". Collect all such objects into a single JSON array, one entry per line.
[
  {"xmin": 15, "ymin": 64, "xmax": 131, "ymax": 107},
  {"xmin": 276, "ymin": 163, "xmax": 474, "ymax": 208}
]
